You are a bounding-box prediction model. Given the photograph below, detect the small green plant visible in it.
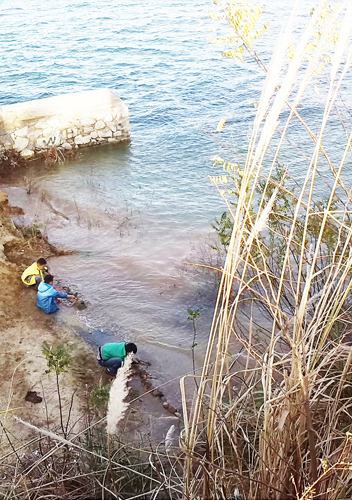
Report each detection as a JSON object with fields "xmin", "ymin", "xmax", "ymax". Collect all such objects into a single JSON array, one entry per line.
[
  {"xmin": 42, "ymin": 343, "xmax": 72, "ymax": 374},
  {"xmin": 42, "ymin": 343, "xmax": 72, "ymax": 438},
  {"xmin": 15, "ymin": 223, "xmax": 41, "ymax": 239},
  {"xmin": 91, "ymin": 383, "xmax": 111, "ymax": 408},
  {"xmin": 187, "ymin": 307, "xmax": 201, "ymax": 387}
]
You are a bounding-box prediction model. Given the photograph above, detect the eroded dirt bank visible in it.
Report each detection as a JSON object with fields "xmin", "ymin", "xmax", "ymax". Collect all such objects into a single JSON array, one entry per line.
[
  {"xmin": 0, "ymin": 189, "xmax": 181, "ymax": 455},
  {"xmin": 0, "ymin": 189, "xmax": 101, "ymax": 445}
]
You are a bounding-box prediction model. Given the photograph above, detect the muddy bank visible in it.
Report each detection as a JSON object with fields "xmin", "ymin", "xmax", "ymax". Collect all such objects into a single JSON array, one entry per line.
[{"xmin": 0, "ymin": 190, "xmax": 182, "ymax": 455}]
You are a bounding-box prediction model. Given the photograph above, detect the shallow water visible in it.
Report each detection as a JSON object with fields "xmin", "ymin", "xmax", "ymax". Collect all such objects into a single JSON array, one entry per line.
[{"xmin": 1, "ymin": 0, "xmax": 300, "ymax": 404}]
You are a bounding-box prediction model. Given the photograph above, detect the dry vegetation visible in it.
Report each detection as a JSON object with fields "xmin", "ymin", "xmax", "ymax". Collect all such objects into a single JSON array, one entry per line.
[
  {"xmin": 4, "ymin": 1, "xmax": 352, "ymax": 499},
  {"xmin": 180, "ymin": 1, "xmax": 352, "ymax": 499}
]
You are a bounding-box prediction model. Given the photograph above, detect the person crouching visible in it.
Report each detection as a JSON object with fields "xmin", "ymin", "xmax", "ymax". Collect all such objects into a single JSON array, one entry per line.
[
  {"xmin": 37, "ymin": 275, "xmax": 76, "ymax": 314},
  {"xmin": 22, "ymin": 257, "xmax": 50, "ymax": 289},
  {"xmin": 97, "ymin": 342, "xmax": 138, "ymax": 375}
]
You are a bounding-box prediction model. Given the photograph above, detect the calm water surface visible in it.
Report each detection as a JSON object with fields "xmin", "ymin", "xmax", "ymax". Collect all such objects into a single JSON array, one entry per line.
[{"xmin": 1, "ymin": 0, "xmax": 296, "ymax": 404}]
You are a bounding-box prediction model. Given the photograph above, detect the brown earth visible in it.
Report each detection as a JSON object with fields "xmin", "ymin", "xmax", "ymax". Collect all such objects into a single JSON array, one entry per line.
[
  {"xmin": 0, "ymin": 190, "xmax": 103, "ymax": 449},
  {"xmin": 0, "ymin": 190, "xmax": 181, "ymax": 454}
]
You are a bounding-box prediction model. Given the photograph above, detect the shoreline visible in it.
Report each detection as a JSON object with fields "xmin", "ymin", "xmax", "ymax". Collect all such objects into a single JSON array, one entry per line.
[{"xmin": 0, "ymin": 188, "xmax": 182, "ymax": 453}]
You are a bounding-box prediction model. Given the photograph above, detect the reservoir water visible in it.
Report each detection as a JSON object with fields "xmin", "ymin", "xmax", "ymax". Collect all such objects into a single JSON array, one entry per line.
[{"xmin": 1, "ymin": 0, "xmax": 294, "ymax": 405}]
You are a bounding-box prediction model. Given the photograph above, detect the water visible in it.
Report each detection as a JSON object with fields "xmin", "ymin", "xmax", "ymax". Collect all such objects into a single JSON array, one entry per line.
[{"xmin": 0, "ymin": 0, "xmax": 297, "ymax": 404}]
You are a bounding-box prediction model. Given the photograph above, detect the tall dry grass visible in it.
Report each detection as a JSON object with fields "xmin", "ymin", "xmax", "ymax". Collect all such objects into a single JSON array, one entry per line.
[{"xmin": 181, "ymin": 1, "xmax": 352, "ymax": 498}]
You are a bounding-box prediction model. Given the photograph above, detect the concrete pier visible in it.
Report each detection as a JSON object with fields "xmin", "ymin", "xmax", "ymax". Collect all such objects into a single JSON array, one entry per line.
[{"xmin": 0, "ymin": 89, "xmax": 131, "ymax": 158}]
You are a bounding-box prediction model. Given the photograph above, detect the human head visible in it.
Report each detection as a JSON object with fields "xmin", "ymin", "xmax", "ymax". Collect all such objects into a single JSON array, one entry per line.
[
  {"xmin": 44, "ymin": 274, "xmax": 54, "ymax": 285},
  {"xmin": 37, "ymin": 258, "xmax": 47, "ymax": 270},
  {"xmin": 125, "ymin": 343, "xmax": 137, "ymax": 354}
]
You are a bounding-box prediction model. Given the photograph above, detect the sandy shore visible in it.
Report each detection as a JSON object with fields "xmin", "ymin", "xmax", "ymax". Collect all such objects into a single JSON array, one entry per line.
[
  {"xmin": 0, "ymin": 189, "xmax": 181, "ymax": 454},
  {"xmin": 0, "ymin": 189, "xmax": 106, "ymax": 447}
]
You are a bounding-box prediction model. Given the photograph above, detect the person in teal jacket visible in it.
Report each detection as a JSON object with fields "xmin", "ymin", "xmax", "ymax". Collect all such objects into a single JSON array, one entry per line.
[
  {"xmin": 37, "ymin": 275, "xmax": 76, "ymax": 314},
  {"xmin": 97, "ymin": 342, "xmax": 138, "ymax": 375}
]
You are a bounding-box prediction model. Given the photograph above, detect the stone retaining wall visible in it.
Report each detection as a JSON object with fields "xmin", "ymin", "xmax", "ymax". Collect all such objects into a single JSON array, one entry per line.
[{"xmin": 0, "ymin": 89, "xmax": 131, "ymax": 159}]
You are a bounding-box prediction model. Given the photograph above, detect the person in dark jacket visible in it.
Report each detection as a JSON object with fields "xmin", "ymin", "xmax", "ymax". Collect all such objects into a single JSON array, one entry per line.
[
  {"xmin": 97, "ymin": 342, "xmax": 138, "ymax": 375},
  {"xmin": 37, "ymin": 275, "xmax": 76, "ymax": 314}
]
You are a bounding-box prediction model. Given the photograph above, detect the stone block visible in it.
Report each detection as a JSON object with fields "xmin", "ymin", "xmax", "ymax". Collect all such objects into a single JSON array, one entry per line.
[
  {"xmin": 47, "ymin": 117, "xmax": 60, "ymax": 128},
  {"xmin": 75, "ymin": 135, "xmax": 91, "ymax": 145},
  {"xmin": 112, "ymin": 107, "xmax": 120, "ymax": 120},
  {"xmin": 108, "ymin": 138, "xmax": 118, "ymax": 143},
  {"xmin": 36, "ymin": 137, "xmax": 47, "ymax": 149},
  {"xmin": 98, "ymin": 128, "xmax": 112, "ymax": 138},
  {"xmin": 0, "ymin": 89, "xmax": 131, "ymax": 156},
  {"xmin": 14, "ymin": 137, "xmax": 29, "ymax": 151},
  {"xmin": 95, "ymin": 120, "xmax": 106, "ymax": 130},
  {"xmin": 43, "ymin": 128, "xmax": 54, "ymax": 138},
  {"xmin": 27, "ymin": 130, "xmax": 41, "ymax": 142},
  {"xmin": 106, "ymin": 122, "xmax": 117, "ymax": 132},
  {"xmin": 34, "ymin": 121, "xmax": 47, "ymax": 129},
  {"xmin": 81, "ymin": 118, "xmax": 95, "ymax": 126},
  {"xmin": 61, "ymin": 143, "xmax": 73, "ymax": 150},
  {"xmin": 15, "ymin": 126, "xmax": 29, "ymax": 137},
  {"xmin": 20, "ymin": 148, "xmax": 35, "ymax": 159}
]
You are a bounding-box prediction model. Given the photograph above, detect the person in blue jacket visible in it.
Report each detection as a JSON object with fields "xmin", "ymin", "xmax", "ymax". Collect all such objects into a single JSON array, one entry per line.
[{"xmin": 37, "ymin": 275, "xmax": 76, "ymax": 314}]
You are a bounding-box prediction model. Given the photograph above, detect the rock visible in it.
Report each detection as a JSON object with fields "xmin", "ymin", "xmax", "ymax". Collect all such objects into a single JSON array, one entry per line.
[
  {"xmin": 47, "ymin": 117, "xmax": 60, "ymax": 128},
  {"xmin": 27, "ymin": 131, "xmax": 41, "ymax": 142},
  {"xmin": 72, "ymin": 127, "xmax": 78, "ymax": 136},
  {"xmin": 143, "ymin": 381, "xmax": 153, "ymax": 391},
  {"xmin": 152, "ymin": 389, "xmax": 164, "ymax": 398},
  {"xmin": 90, "ymin": 131, "xmax": 98, "ymax": 139},
  {"xmin": 95, "ymin": 120, "xmax": 106, "ymax": 130},
  {"xmin": 48, "ymin": 130, "xmax": 62, "ymax": 147},
  {"xmin": 21, "ymin": 148, "xmax": 34, "ymax": 159},
  {"xmin": 75, "ymin": 135, "xmax": 91, "ymax": 145},
  {"xmin": 106, "ymin": 122, "xmax": 117, "ymax": 132},
  {"xmin": 36, "ymin": 137, "xmax": 47, "ymax": 149},
  {"xmin": 163, "ymin": 402, "xmax": 178, "ymax": 415},
  {"xmin": 25, "ymin": 391, "xmax": 43, "ymax": 404},
  {"xmin": 104, "ymin": 112, "xmax": 113, "ymax": 123},
  {"xmin": 0, "ymin": 191, "xmax": 9, "ymax": 207},
  {"xmin": 108, "ymin": 138, "xmax": 118, "ymax": 143},
  {"xmin": 43, "ymin": 128, "xmax": 54, "ymax": 138},
  {"xmin": 81, "ymin": 118, "xmax": 96, "ymax": 126},
  {"xmin": 98, "ymin": 128, "xmax": 112, "ymax": 138},
  {"xmin": 62, "ymin": 143, "xmax": 73, "ymax": 150},
  {"xmin": 34, "ymin": 121, "xmax": 47, "ymax": 129},
  {"xmin": 114, "ymin": 131, "xmax": 122, "ymax": 137},
  {"xmin": 15, "ymin": 126, "xmax": 29, "ymax": 137},
  {"xmin": 14, "ymin": 137, "xmax": 29, "ymax": 151},
  {"xmin": 83, "ymin": 126, "xmax": 94, "ymax": 134},
  {"xmin": 112, "ymin": 108, "xmax": 121, "ymax": 120}
]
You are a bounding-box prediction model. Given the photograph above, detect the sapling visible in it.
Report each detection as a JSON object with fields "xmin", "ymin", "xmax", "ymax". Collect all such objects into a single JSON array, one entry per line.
[{"xmin": 42, "ymin": 343, "xmax": 72, "ymax": 439}]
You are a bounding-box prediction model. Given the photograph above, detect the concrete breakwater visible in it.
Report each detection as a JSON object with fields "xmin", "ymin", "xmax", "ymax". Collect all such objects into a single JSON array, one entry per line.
[{"xmin": 0, "ymin": 89, "xmax": 131, "ymax": 159}]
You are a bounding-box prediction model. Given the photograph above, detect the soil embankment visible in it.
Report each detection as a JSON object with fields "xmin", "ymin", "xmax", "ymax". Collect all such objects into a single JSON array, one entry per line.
[
  {"xmin": 0, "ymin": 189, "xmax": 182, "ymax": 452},
  {"xmin": 0, "ymin": 189, "xmax": 100, "ymax": 445}
]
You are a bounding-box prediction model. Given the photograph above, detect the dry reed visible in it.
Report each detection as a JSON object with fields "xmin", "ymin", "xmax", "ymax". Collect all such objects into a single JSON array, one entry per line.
[
  {"xmin": 181, "ymin": 1, "xmax": 352, "ymax": 498},
  {"xmin": 107, "ymin": 353, "xmax": 133, "ymax": 435}
]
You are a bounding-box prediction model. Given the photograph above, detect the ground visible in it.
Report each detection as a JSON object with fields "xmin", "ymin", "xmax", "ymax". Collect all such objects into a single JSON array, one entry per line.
[
  {"xmin": 0, "ymin": 189, "xmax": 181, "ymax": 457},
  {"xmin": 0, "ymin": 190, "xmax": 101, "ymax": 448}
]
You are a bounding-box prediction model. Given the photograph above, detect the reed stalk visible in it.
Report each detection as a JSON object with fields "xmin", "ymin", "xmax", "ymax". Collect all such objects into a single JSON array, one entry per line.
[{"xmin": 182, "ymin": 1, "xmax": 352, "ymax": 498}]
